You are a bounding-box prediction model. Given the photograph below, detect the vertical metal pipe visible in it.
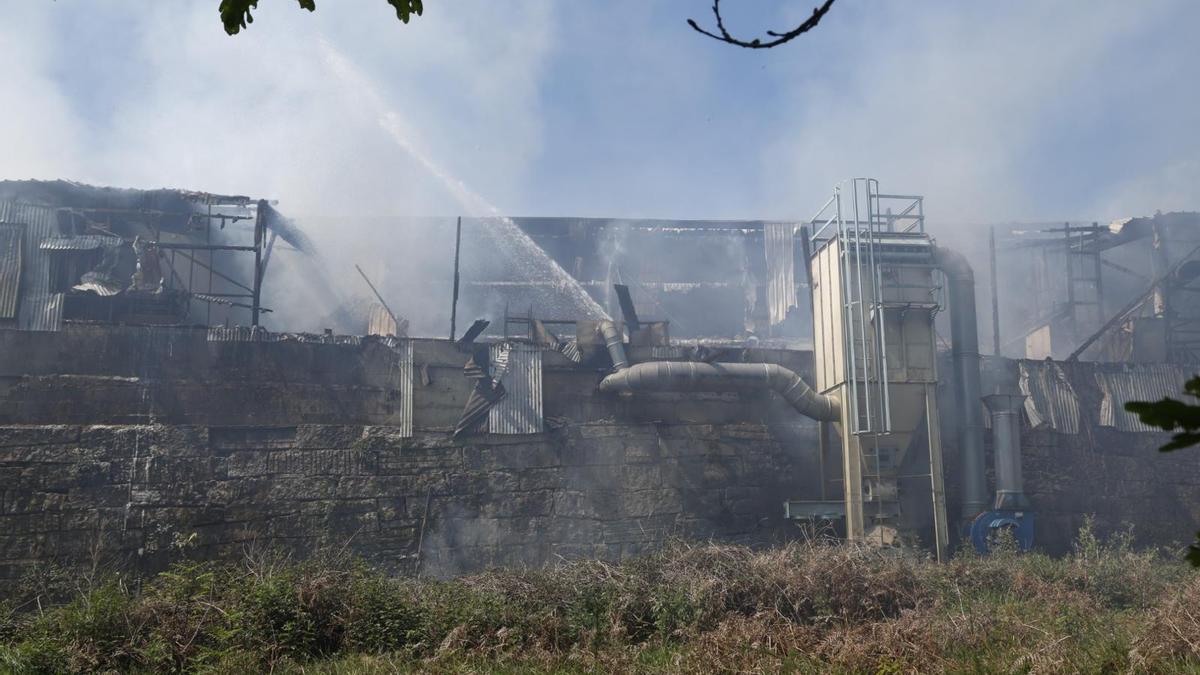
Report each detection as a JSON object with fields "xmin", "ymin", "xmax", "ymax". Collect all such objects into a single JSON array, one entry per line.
[
  {"xmin": 1065, "ymin": 222, "xmax": 1076, "ymax": 343},
  {"xmin": 989, "ymin": 225, "xmax": 1001, "ymax": 356},
  {"xmin": 450, "ymin": 216, "xmax": 462, "ymax": 341},
  {"xmin": 206, "ymin": 203, "xmax": 213, "ymax": 325},
  {"xmin": 1092, "ymin": 222, "xmax": 1104, "ymax": 322},
  {"xmin": 1151, "ymin": 219, "xmax": 1169, "ymax": 317},
  {"xmin": 817, "ymin": 421, "xmax": 829, "ymax": 500},
  {"xmin": 984, "ymin": 389, "xmax": 1028, "ymax": 510},
  {"xmin": 934, "ymin": 247, "xmax": 987, "ymax": 519},
  {"xmin": 252, "ymin": 199, "xmax": 265, "ymax": 326}
]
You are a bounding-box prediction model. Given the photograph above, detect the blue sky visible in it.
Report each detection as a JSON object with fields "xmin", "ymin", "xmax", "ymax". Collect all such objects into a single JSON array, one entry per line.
[{"xmin": 3, "ymin": 0, "xmax": 1198, "ymax": 225}]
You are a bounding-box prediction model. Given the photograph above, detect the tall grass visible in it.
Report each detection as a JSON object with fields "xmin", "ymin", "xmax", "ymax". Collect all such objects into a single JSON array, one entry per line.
[{"xmin": 0, "ymin": 521, "xmax": 1194, "ymax": 674}]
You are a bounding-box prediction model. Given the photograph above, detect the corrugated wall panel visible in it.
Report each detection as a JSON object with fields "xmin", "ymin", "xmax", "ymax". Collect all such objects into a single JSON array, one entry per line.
[
  {"xmin": 763, "ymin": 222, "xmax": 797, "ymax": 327},
  {"xmin": 489, "ymin": 342, "xmax": 543, "ymax": 434},
  {"xmin": 1096, "ymin": 363, "xmax": 1191, "ymax": 432},
  {"xmin": 39, "ymin": 235, "xmax": 123, "ymax": 251},
  {"xmin": 1018, "ymin": 360, "xmax": 1080, "ymax": 433},
  {"xmin": 0, "ymin": 223, "xmax": 22, "ymax": 319},
  {"xmin": 0, "ymin": 201, "xmax": 62, "ymax": 331},
  {"xmin": 391, "ymin": 338, "xmax": 414, "ymax": 437}
]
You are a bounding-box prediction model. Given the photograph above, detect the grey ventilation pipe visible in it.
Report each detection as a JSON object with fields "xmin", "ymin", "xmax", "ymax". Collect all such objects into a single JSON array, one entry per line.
[
  {"xmin": 597, "ymin": 322, "xmax": 840, "ymax": 423},
  {"xmin": 933, "ymin": 247, "xmax": 988, "ymax": 519},
  {"xmin": 983, "ymin": 357, "xmax": 1030, "ymax": 510},
  {"xmin": 599, "ymin": 320, "xmax": 628, "ymax": 370}
]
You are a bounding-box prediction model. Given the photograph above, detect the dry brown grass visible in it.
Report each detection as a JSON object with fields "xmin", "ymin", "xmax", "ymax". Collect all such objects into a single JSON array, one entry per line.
[{"xmin": 0, "ymin": 530, "xmax": 1195, "ymax": 674}]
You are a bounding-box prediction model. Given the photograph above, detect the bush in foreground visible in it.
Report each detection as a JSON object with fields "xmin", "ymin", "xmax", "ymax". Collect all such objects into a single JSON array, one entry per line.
[{"xmin": 0, "ymin": 525, "xmax": 1194, "ymax": 673}]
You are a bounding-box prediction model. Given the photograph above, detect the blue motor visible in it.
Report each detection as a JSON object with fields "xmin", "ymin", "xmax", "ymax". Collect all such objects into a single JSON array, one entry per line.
[{"xmin": 970, "ymin": 509, "xmax": 1035, "ymax": 553}]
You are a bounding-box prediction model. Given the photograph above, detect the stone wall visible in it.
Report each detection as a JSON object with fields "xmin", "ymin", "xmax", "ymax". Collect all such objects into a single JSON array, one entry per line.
[
  {"xmin": 0, "ymin": 324, "xmax": 819, "ymax": 590},
  {"xmin": 2, "ymin": 323, "xmax": 1198, "ymax": 589},
  {"xmin": 0, "ymin": 420, "xmax": 803, "ymax": 588}
]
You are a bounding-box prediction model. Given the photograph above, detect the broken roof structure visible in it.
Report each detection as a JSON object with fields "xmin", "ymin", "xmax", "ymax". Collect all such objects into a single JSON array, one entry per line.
[{"xmin": 0, "ymin": 180, "xmax": 317, "ymax": 331}]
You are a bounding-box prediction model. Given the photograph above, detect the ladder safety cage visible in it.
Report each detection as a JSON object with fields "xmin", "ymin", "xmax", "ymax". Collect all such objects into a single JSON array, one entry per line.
[{"xmin": 808, "ymin": 179, "xmax": 925, "ymax": 435}]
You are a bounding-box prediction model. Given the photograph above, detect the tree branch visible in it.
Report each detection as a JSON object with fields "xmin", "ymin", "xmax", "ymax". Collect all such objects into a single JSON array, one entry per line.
[{"xmin": 687, "ymin": 0, "xmax": 836, "ymax": 49}]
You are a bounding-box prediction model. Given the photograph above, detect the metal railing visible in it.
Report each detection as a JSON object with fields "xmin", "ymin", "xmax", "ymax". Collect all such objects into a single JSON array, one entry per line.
[{"xmin": 807, "ymin": 178, "xmax": 916, "ymax": 435}]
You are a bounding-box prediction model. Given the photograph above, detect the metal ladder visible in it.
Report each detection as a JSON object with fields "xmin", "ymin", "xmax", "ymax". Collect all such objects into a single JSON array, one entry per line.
[{"xmin": 837, "ymin": 178, "xmax": 892, "ymax": 435}]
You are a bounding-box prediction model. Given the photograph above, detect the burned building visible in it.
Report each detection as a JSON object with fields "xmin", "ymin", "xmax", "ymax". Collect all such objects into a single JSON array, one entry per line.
[
  {"xmin": 0, "ymin": 180, "xmax": 324, "ymax": 332},
  {"xmin": 0, "ymin": 178, "xmax": 1197, "ymax": 590}
]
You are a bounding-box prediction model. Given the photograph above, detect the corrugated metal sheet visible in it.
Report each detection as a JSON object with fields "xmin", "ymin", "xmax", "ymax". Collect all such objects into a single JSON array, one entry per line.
[
  {"xmin": 367, "ymin": 303, "xmax": 398, "ymax": 336},
  {"xmin": 1019, "ymin": 360, "xmax": 1080, "ymax": 433},
  {"xmin": 763, "ymin": 222, "xmax": 798, "ymax": 327},
  {"xmin": 388, "ymin": 338, "xmax": 413, "ymax": 437},
  {"xmin": 0, "ymin": 223, "xmax": 22, "ymax": 319},
  {"xmin": 205, "ymin": 326, "xmax": 363, "ymax": 345},
  {"xmin": 39, "ymin": 235, "xmax": 123, "ymax": 251},
  {"xmin": 1096, "ymin": 363, "xmax": 1193, "ymax": 432},
  {"xmin": 73, "ymin": 280, "xmax": 121, "ymax": 296},
  {"xmin": 0, "ymin": 201, "xmax": 63, "ymax": 331},
  {"xmin": 207, "ymin": 326, "xmax": 273, "ymax": 342},
  {"xmin": 650, "ymin": 345, "xmax": 689, "ymax": 359},
  {"xmin": 489, "ymin": 342, "xmax": 543, "ymax": 434}
]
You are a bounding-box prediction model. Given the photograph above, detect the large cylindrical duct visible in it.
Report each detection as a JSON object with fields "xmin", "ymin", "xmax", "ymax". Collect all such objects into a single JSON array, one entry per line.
[
  {"xmin": 933, "ymin": 247, "xmax": 988, "ymax": 518},
  {"xmin": 599, "ymin": 361, "xmax": 840, "ymax": 422}
]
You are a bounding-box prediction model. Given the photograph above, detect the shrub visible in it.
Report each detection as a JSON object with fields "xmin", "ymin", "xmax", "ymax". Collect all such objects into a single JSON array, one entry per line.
[{"xmin": 0, "ymin": 523, "xmax": 1192, "ymax": 673}]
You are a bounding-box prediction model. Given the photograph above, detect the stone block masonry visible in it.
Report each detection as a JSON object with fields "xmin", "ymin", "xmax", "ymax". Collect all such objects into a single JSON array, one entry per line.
[{"xmin": 0, "ymin": 420, "xmax": 802, "ymax": 589}]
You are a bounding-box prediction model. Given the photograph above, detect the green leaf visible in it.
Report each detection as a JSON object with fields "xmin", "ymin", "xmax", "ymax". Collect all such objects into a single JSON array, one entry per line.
[
  {"xmin": 221, "ymin": 0, "xmax": 415, "ymax": 36},
  {"xmin": 385, "ymin": 0, "xmax": 424, "ymax": 24},
  {"xmin": 1124, "ymin": 376, "xmax": 1200, "ymax": 452},
  {"xmin": 219, "ymin": 0, "xmax": 258, "ymax": 36}
]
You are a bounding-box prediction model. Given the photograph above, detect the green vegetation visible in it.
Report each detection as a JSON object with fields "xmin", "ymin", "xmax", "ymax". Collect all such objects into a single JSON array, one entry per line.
[
  {"xmin": 218, "ymin": 0, "xmax": 424, "ymax": 36},
  {"xmin": 1, "ymin": 523, "xmax": 1196, "ymax": 673},
  {"xmin": 1127, "ymin": 374, "xmax": 1200, "ymax": 565}
]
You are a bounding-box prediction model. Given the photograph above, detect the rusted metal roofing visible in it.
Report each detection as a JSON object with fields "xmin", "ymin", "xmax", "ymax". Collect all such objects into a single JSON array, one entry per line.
[
  {"xmin": 489, "ymin": 342, "xmax": 543, "ymax": 434},
  {"xmin": 1018, "ymin": 360, "xmax": 1080, "ymax": 433},
  {"xmin": 1096, "ymin": 363, "xmax": 1194, "ymax": 432},
  {"xmin": 763, "ymin": 222, "xmax": 797, "ymax": 327},
  {"xmin": 0, "ymin": 201, "xmax": 63, "ymax": 331},
  {"xmin": 39, "ymin": 235, "xmax": 123, "ymax": 251},
  {"xmin": 0, "ymin": 223, "xmax": 22, "ymax": 319}
]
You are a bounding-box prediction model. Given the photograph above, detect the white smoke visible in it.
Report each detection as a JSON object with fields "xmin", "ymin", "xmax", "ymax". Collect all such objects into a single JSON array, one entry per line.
[{"xmin": 0, "ymin": 0, "xmax": 1196, "ymax": 332}]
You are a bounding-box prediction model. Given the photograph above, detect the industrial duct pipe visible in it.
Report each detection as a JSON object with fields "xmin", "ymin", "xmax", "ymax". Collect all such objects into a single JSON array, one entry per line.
[
  {"xmin": 985, "ymin": 395, "xmax": 1028, "ymax": 509},
  {"xmin": 932, "ymin": 247, "xmax": 988, "ymax": 519},
  {"xmin": 974, "ymin": 356, "xmax": 1035, "ymax": 551},
  {"xmin": 596, "ymin": 322, "xmax": 839, "ymax": 422},
  {"xmin": 983, "ymin": 358, "xmax": 1029, "ymax": 510}
]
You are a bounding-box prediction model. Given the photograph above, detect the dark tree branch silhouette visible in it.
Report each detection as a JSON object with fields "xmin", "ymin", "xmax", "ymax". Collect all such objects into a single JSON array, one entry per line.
[{"xmin": 688, "ymin": 0, "xmax": 836, "ymax": 49}]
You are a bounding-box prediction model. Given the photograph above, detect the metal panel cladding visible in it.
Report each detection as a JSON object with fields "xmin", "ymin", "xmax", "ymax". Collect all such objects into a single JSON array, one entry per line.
[
  {"xmin": 489, "ymin": 342, "xmax": 543, "ymax": 434},
  {"xmin": 1018, "ymin": 359, "xmax": 1080, "ymax": 433},
  {"xmin": 763, "ymin": 222, "xmax": 798, "ymax": 327},
  {"xmin": 0, "ymin": 201, "xmax": 63, "ymax": 331},
  {"xmin": 1096, "ymin": 363, "xmax": 1191, "ymax": 432},
  {"xmin": 0, "ymin": 223, "xmax": 22, "ymax": 319},
  {"xmin": 388, "ymin": 338, "xmax": 414, "ymax": 437}
]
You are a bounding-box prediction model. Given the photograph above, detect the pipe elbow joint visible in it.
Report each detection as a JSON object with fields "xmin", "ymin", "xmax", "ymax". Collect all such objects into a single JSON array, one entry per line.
[{"xmin": 933, "ymin": 246, "xmax": 974, "ymax": 282}]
